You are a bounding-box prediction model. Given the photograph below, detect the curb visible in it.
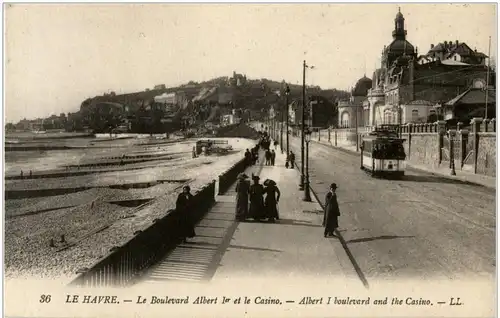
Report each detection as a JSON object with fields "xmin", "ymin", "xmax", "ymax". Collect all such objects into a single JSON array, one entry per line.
[{"xmin": 311, "ymin": 140, "xmax": 495, "ymax": 190}]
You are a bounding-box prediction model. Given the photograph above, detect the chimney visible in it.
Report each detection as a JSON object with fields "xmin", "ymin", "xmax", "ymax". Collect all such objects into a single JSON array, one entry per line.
[
  {"xmin": 430, "ymin": 44, "xmax": 434, "ymax": 49},
  {"xmin": 449, "ymin": 41, "xmax": 453, "ymax": 47},
  {"xmin": 455, "ymin": 40, "xmax": 459, "ymax": 46}
]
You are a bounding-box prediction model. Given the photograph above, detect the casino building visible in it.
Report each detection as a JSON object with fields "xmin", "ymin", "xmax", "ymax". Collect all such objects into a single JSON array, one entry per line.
[{"xmin": 338, "ymin": 8, "xmax": 493, "ymax": 128}]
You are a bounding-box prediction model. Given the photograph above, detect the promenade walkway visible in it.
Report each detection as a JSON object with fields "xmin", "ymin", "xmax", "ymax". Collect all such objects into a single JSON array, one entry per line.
[{"xmin": 137, "ymin": 148, "xmax": 353, "ymax": 286}]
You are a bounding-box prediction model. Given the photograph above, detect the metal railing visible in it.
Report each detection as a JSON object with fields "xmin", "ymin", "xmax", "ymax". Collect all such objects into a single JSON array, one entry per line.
[
  {"xmin": 70, "ymin": 181, "xmax": 216, "ymax": 287},
  {"xmin": 218, "ymin": 158, "xmax": 250, "ymax": 195}
]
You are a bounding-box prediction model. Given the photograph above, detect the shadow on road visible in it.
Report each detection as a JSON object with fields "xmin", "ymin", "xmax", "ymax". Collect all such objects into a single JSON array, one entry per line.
[
  {"xmin": 227, "ymin": 244, "xmax": 282, "ymax": 253},
  {"xmin": 274, "ymin": 218, "xmax": 323, "ymax": 228},
  {"xmin": 346, "ymin": 235, "xmax": 415, "ymax": 244},
  {"xmin": 401, "ymin": 174, "xmax": 476, "ymax": 185}
]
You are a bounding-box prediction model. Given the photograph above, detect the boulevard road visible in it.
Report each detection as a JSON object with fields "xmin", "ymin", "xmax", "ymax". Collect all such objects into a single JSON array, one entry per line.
[{"xmin": 285, "ymin": 134, "xmax": 495, "ymax": 283}]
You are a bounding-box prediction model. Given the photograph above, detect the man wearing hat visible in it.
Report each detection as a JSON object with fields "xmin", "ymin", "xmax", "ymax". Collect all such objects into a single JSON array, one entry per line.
[
  {"xmin": 235, "ymin": 173, "xmax": 250, "ymax": 221},
  {"xmin": 323, "ymin": 183, "xmax": 340, "ymax": 237}
]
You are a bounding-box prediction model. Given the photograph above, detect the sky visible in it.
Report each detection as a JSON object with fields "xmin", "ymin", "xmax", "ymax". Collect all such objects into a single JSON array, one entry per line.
[{"xmin": 4, "ymin": 3, "xmax": 497, "ymax": 123}]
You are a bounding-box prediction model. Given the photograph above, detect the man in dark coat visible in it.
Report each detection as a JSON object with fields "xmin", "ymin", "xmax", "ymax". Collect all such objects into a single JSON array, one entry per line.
[
  {"xmin": 244, "ymin": 149, "xmax": 252, "ymax": 165},
  {"xmin": 270, "ymin": 150, "xmax": 276, "ymax": 166},
  {"xmin": 235, "ymin": 173, "xmax": 250, "ymax": 221},
  {"xmin": 176, "ymin": 185, "xmax": 196, "ymax": 242},
  {"xmin": 265, "ymin": 149, "xmax": 271, "ymax": 165},
  {"xmin": 323, "ymin": 183, "xmax": 340, "ymax": 237},
  {"xmin": 288, "ymin": 151, "xmax": 295, "ymax": 169}
]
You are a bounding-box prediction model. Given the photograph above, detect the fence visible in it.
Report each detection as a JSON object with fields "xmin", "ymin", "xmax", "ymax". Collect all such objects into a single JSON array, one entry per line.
[
  {"xmin": 218, "ymin": 158, "xmax": 250, "ymax": 195},
  {"xmin": 282, "ymin": 118, "xmax": 496, "ymax": 178},
  {"xmin": 70, "ymin": 180, "xmax": 217, "ymax": 287}
]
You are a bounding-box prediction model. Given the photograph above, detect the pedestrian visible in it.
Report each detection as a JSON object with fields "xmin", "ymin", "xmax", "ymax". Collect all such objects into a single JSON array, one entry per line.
[
  {"xmin": 265, "ymin": 149, "xmax": 271, "ymax": 165},
  {"xmin": 176, "ymin": 185, "xmax": 196, "ymax": 242},
  {"xmin": 289, "ymin": 151, "xmax": 295, "ymax": 169},
  {"xmin": 252, "ymin": 148, "xmax": 259, "ymax": 165},
  {"xmin": 270, "ymin": 150, "xmax": 276, "ymax": 166},
  {"xmin": 263, "ymin": 179, "xmax": 280, "ymax": 222},
  {"xmin": 244, "ymin": 149, "xmax": 252, "ymax": 165},
  {"xmin": 248, "ymin": 175, "xmax": 265, "ymax": 221},
  {"xmin": 235, "ymin": 173, "xmax": 250, "ymax": 221},
  {"xmin": 323, "ymin": 183, "xmax": 340, "ymax": 238}
]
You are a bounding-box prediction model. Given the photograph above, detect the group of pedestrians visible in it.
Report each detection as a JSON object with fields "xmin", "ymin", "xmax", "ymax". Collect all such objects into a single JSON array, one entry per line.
[
  {"xmin": 265, "ymin": 149, "xmax": 276, "ymax": 166},
  {"xmin": 244, "ymin": 146, "xmax": 260, "ymax": 165},
  {"xmin": 235, "ymin": 172, "xmax": 281, "ymax": 223}
]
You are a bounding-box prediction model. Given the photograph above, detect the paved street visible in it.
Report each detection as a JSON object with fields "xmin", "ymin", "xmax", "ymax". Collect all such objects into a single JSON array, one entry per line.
[{"xmin": 283, "ymin": 132, "xmax": 496, "ymax": 283}]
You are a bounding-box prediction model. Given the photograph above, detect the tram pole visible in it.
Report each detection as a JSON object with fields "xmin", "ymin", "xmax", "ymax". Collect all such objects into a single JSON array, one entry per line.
[
  {"xmin": 300, "ymin": 60, "xmax": 306, "ymax": 190},
  {"xmin": 285, "ymin": 84, "xmax": 290, "ymax": 155}
]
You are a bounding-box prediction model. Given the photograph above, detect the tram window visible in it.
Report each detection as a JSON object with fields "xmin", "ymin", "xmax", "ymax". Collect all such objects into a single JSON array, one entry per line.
[{"xmin": 373, "ymin": 143, "xmax": 406, "ymax": 159}]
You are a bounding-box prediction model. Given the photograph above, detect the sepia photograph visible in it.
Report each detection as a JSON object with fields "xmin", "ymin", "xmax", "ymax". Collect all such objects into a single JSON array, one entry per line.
[{"xmin": 3, "ymin": 2, "xmax": 498, "ymax": 317}]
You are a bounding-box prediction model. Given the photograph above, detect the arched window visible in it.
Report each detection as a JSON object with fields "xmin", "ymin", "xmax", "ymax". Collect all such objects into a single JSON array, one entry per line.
[
  {"xmin": 412, "ymin": 109, "xmax": 419, "ymax": 122},
  {"xmin": 341, "ymin": 111, "xmax": 350, "ymax": 128}
]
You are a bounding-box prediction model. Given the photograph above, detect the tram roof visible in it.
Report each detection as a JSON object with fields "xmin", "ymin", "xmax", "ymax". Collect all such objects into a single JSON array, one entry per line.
[{"xmin": 362, "ymin": 134, "xmax": 405, "ymax": 142}]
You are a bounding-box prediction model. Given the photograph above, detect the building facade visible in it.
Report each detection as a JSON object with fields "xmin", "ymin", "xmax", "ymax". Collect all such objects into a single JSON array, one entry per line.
[{"xmin": 360, "ymin": 9, "xmax": 492, "ymax": 127}]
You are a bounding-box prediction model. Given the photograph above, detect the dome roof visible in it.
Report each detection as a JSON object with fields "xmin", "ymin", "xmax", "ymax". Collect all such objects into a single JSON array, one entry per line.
[
  {"xmin": 386, "ymin": 39, "xmax": 415, "ymax": 54},
  {"xmin": 352, "ymin": 76, "xmax": 372, "ymax": 97},
  {"xmin": 395, "ymin": 11, "xmax": 403, "ymax": 20}
]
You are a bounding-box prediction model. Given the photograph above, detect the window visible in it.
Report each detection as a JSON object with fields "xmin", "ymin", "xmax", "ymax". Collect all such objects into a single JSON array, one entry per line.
[{"xmin": 412, "ymin": 109, "xmax": 419, "ymax": 122}]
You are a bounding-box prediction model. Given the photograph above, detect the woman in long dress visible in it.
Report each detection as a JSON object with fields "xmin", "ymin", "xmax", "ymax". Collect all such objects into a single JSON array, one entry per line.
[
  {"xmin": 264, "ymin": 180, "xmax": 280, "ymax": 222},
  {"xmin": 176, "ymin": 185, "xmax": 196, "ymax": 242},
  {"xmin": 235, "ymin": 173, "xmax": 250, "ymax": 221},
  {"xmin": 248, "ymin": 175, "xmax": 265, "ymax": 221},
  {"xmin": 323, "ymin": 183, "xmax": 340, "ymax": 238}
]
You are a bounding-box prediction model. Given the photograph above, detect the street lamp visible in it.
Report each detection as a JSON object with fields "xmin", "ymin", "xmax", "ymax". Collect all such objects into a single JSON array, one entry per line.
[
  {"xmin": 285, "ymin": 85, "xmax": 291, "ymax": 155},
  {"xmin": 303, "ymin": 127, "xmax": 312, "ymax": 202}
]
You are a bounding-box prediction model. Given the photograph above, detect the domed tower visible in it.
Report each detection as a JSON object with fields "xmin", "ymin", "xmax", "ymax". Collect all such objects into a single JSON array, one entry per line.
[
  {"xmin": 393, "ymin": 8, "xmax": 406, "ymax": 41},
  {"xmin": 352, "ymin": 76, "xmax": 373, "ymax": 98},
  {"xmin": 382, "ymin": 8, "xmax": 416, "ymax": 69}
]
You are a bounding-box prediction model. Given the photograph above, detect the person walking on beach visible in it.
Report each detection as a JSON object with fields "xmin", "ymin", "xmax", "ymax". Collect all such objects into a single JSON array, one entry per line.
[
  {"xmin": 323, "ymin": 183, "xmax": 340, "ymax": 238},
  {"xmin": 235, "ymin": 173, "xmax": 250, "ymax": 221},
  {"xmin": 176, "ymin": 185, "xmax": 196, "ymax": 242}
]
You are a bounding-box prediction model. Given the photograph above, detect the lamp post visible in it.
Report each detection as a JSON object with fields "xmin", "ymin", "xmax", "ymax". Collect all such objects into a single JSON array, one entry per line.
[
  {"xmin": 300, "ymin": 60, "xmax": 307, "ymax": 190},
  {"xmin": 303, "ymin": 127, "xmax": 312, "ymax": 202},
  {"xmin": 285, "ymin": 84, "xmax": 290, "ymax": 155},
  {"xmin": 450, "ymin": 131, "xmax": 457, "ymax": 176},
  {"xmin": 280, "ymin": 106, "xmax": 284, "ymax": 154}
]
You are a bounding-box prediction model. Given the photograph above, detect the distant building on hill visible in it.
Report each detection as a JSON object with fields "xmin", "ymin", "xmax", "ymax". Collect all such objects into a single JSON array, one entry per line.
[{"xmin": 154, "ymin": 84, "xmax": 166, "ymax": 90}]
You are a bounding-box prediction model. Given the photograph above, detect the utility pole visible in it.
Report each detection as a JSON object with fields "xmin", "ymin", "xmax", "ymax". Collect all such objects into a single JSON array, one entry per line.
[
  {"xmin": 285, "ymin": 84, "xmax": 290, "ymax": 155},
  {"xmin": 300, "ymin": 60, "xmax": 306, "ymax": 190},
  {"xmin": 355, "ymin": 104, "xmax": 359, "ymax": 151},
  {"xmin": 280, "ymin": 100, "xmax": 284, "ymax": 153},
  {"xmin": 485, "ymin": 35, "xmax": 491, "ymax": 119}
]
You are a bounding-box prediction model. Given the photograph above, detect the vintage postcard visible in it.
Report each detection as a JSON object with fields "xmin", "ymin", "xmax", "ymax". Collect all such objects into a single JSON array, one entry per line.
[{"xmin": 3, "ymin": 2, "xmax": 497, "ymax": 317}]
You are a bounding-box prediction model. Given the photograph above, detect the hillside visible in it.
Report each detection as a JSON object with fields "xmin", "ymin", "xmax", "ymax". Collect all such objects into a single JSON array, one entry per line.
[{"xmin": 73, "ymin": 75, "xmax": 349, "ymax": 133}]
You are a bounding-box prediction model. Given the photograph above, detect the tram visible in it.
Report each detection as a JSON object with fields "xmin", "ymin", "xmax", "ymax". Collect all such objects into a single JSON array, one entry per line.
[{"xmin": 360, "ymin": 125, "xmax": 407, "ymax": 178}]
